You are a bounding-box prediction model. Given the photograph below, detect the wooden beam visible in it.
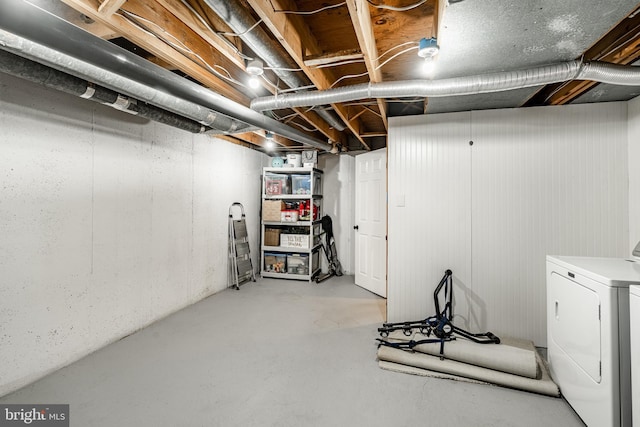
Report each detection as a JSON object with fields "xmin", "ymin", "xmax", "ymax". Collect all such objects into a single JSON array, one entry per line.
[
  {"xmin": 245, "ymin": 0, "xmax": 371, "ymax": 150},
  {"xmin": 363, "ymin": 105, "xmax": 382, "ymax": 118},
  {"xmin": 548, "ymin": 32, "xmax": 640, "ymax": 105},
  {"xmin": 346, "ymin": 0, "xmax": 388, "ymax": 130},
  {"xmin": 234, "ymin": 131, "xmax": 299, "ymax": 148},
  {"xmin": 361, "ymin": 132, "xmax": 387, "ymax": 138},
  {"xmin": 61, "ymin": 0, "xmax": 249, "ymax": 104},
  {"xmin": 98, "ymin": 0, "xmax": 127, "ymax": 16},
  {"xmin": 216, "ymin": 134, "xmax": 256, "ymax": 149},
  {"xmin": 154, "ymin": 0, "xmax": 341, "ymax": 144},
  {"xmin": 348, "ymin": 107, "xmax": 368, "ymax": 122},
  {"xmin": 153, "ymin": 0, "xmax": 245, "ymax": 70}
]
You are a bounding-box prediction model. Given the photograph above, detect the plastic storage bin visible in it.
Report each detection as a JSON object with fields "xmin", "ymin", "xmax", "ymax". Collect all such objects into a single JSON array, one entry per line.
[
  {"xmin": 264, "ymin": 252, "xmax": 287, "ymax": 273},
  {"xmin": 264, "ymin": 173, "xmax": 290, "ymax": 195},
  {"xmin": 287, "ymin": 254, "xmax": 309, "ymax": 275},
  {"xmin": 291, "ymin": 174, "xmax": 311, "ymax": 195}
]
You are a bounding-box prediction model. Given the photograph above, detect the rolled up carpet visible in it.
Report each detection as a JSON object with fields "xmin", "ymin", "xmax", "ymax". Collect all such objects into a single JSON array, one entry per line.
[
  {"xmin": 377, "ymin": 345, "xmax": 559, "ymax": 397},
  {"xmin": 378, "ymin": 360, "xmax": 489, "ymax": 385},
  {"xmin": 384, "ymin": 331, "xmax": 538, "ymax": 379}
]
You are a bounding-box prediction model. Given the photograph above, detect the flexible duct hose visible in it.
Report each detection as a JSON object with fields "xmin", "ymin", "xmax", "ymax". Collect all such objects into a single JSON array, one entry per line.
[{"xmin": 251, "ymin": 61, "xmax": 640, "ymax": 111}]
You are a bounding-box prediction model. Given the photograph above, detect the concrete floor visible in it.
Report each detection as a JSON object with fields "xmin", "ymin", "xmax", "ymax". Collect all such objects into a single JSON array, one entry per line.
[{"xmin": 1, "ymin": 275, "xmax": 584, "ymax": 426}]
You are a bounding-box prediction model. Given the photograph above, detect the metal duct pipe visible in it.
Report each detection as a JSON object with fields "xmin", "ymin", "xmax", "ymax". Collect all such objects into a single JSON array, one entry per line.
[
  {"xmin": 250, "ymin": 61, "xmax": 640, "ymax": 111},
  {"xmin": 0, "ymin": 31, "xmax": 251, "ymax": 135},
  {"xmin": 202, "ymin": 0, "xmax": 347, "ymax": 132},
  {"xmin": 0, "ymin": 0, "xmax": 333, "ymax": 152},
  {"xmin": 579, "ymin": 61, "xmax": 640, "ymax": 85},
  {"xmin": 0, "ymin": 49, "xmax": 210, "ymax": 134}
]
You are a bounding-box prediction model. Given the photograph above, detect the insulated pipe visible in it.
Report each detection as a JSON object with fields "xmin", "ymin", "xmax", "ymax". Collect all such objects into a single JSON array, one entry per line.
[
  {"xmin": 0, "ymin": 50, "xmax": 209, "ymax": 134},
  {"xmin": 0, "ymin": 0, "xmax": 334, "ymax": 152},
  {"xmin": 201, "ymin": 0, "xmax": 347, "ymax": 132},
  {"xmin": 0, "ymin": 30, "xmax": 250, "ymax": 134},
  {"xmin": 250, "ymin": 61, "xmax": 640, "ymax": 111}
]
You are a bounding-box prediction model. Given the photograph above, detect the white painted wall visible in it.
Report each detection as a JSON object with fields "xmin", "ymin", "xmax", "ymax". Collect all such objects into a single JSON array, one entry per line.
[
  {"xmin": 388, "ymin": 102, "xmax": 630, "ymax": 345},
  {"xmin": 628, "ymin": 96, "xmax": 640, "ymax": 252},
  {"xmin": 318, "ymin": 154, "xmax": 355, "ymax": 274},
  {"xmin": 0, "ymin": 74, "xmax": 267, "ymax": 397}
]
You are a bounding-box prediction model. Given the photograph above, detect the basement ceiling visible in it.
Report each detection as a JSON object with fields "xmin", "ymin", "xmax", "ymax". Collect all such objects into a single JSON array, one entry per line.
[{"xmin": 9, "ymin": 0, "xmax": 640, "ymax": 152}]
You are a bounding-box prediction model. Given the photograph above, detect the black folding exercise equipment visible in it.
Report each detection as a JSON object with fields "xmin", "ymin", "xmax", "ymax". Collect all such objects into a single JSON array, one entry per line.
[
  {"xmin": 315, "ymin": 215, "xmax": 343, "ymax": 283},
  {"xmin": 377, "ymin": 269, "xmax": 500, "ymax": 354}
]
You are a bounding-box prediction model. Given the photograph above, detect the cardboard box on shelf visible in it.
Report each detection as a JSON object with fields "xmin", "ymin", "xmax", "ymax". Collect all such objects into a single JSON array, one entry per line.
[
  {"xmin": 262, "ymin": 200, "xmax": 285, "ymax": 221},
  {"xmin": 264, "ymin": 228, "xmax": 281, "ymax": 246}
]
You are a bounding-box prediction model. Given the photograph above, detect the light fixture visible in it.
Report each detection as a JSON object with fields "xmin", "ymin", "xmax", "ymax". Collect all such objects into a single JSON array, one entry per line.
[
  {"xmin": 417, "ymin": 37, "xmax": 439, "ymax": 59},
  {"xmin": 422, "ymin": 55, "xmax": 436, "ymax": 76},
  {"xmin": 264, "ymin": 131, "xmax": 275, "ymax": 150},
  {"xmin": 246, "ymin": 59, "xmax": 264, "ymax": 89},
  {"xmin": 249, "ymin": 76, "xmax": 260, "ymax": 89}
]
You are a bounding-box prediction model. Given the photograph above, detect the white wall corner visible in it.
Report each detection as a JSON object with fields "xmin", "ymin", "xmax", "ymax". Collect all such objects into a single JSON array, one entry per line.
[{"xmin": 628, "ymin": 96, "xmax": 640, "ymax": 253}]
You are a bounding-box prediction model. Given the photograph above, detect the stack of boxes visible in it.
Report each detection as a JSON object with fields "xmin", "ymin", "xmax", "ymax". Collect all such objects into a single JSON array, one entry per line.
[{"xmin": 262, "ymin": 169, "xmax": 320, "ymax": 276}]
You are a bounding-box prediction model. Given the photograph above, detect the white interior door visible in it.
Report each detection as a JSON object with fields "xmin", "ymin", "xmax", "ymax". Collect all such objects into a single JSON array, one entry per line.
[{"xmin": 355, "ymin": 149, "xmax": 387, "ymax": 297}]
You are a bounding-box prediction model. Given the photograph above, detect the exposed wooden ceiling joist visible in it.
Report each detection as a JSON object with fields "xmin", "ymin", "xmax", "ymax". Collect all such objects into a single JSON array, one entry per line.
[
  {"xmin": 61, "ymin": 0, "xmax": 249, "ymax": 104},
  {"xmin": 98, "ymin": 0, "xmax": 127, "ymax": 16},
  {"xmin": 153, "ymin": 0, "xmax": 246, "ymax": 70},
  {"xmin": 346, "ymin": 0, "xmax": 389, "ymax": 131},
  {"xmin": 245, "ymin": 0, "xmax": 371, "ymax": 150},
  {"xmin": 147, "ymin": 0, "xmax": 337, "ymax": 144},
  {"xmin": 233, "ymin": 131, "xmax": 299, "ymax": 148}
]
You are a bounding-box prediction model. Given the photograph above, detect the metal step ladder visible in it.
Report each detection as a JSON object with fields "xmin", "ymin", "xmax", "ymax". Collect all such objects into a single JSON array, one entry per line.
[{"xmin": 228, "ymin": 202, "xmax": 256, "ymax": 289}]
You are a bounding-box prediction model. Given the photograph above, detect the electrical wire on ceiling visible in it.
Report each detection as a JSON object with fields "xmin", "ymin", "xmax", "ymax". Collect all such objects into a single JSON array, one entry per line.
[
  {"xmin": 270, "ymin": 1, "xmax": 347, "ymax": 15},
  {"xmin": 259, "ymin": 73, "xmax": 283, "ymax": 91},
  {"xmin": 289, "ymin": 120, "xmax": 317, "ymax": 132},
  {"xmin": 374, "ymin": 41, "xmax": 419, "ymax": 62},
  {"xmin": 118, "ymin": 10, "xmax": 247, "ymax": 88},
  {"xmin": 322, "ymin": 44, "xmax": 425, "ymax": 87},
  {"xmin": 312, "ymin": 59, "xmax": 366, "ymax": 69},
  {"xmin": 271, "ymin": 111, "xmax": 299, "ymax": 121},
  {"xmin": 265, "ymin": 66, "xmax": 304, "ymax": 72},
  {"xmin": 330, "ymin": 71, "xmax": 370, "ymax": 88},
  {"xmin": 375, "ymin": 45, "xmax": 419, "ymax": 70},
  {"xmin": 366, "ymin": 0, "xmax": 428, "ymax": 11},
  {"xmin": 278, "ymin": 84, "xmax": 317, "ymax": 93},
  {"xmin": 178, "ymin": 0, "xmax": 254, "ymax": 61},
  {"xmin": 217, "ymin": 18, "xmax": 264, "ymax": 37}
]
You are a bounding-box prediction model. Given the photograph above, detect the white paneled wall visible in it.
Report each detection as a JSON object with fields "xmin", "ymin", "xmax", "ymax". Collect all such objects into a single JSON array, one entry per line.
[
  {"xmin": 388, "ymin": 103, "xmax": 629, "ymax": 345},
  {"xmin": 628, "ymin": 96, "xmax": 640, "ymax": 251},
  {"xmin": 0, "ymin": 74, "xmax": 267, "ymax": 396},
  {"xmin": 388, "ymin": 112, "xmax": 473, "ymax": 324},
  {"xmin": 471, "ymin": 105, "xmax": 628, "ymax": 344}
]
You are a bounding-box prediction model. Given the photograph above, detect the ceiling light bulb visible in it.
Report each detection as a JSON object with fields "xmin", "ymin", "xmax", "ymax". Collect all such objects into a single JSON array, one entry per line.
[
  {"xmin": 422, "ymin": 56, "xmax": 436, "ymax": 75},
  {"xmin": 265, "ymin": 140, "xmax": 275, "ymax": 150},
  {"xmin": 418, "ymin": 37, "xmax": 439, "ymax": 59},
  {"xmin": 249, "ymin": 76, "xmax": 260, "ymax": 89}
]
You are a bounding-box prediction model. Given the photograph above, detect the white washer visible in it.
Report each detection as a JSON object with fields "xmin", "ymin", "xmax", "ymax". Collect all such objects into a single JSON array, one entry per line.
[
  {"xmin": 547, "ymin": 255, "xmax": 640, "ymax": 427},
  {"xmin": 631, "ymin": 284, "xmax": 640, "ymax": 427}
]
